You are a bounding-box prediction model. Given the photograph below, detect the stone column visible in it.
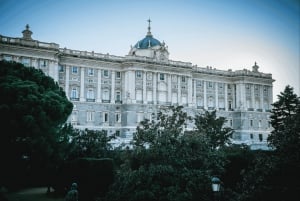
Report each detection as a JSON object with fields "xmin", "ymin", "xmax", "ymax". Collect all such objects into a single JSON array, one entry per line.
[
  {"xmin": 188, "ymin": 77, "xmax": 193, "ymax": 106},
  {"xmin": 124, "ymin": 71, "xmax": 129, "ymax": 103},
  {"xmin": 80, "ymin": 67, "xmax": 85, "ymax": 101},
  {"xmin": 124, "ymin": 70, "xmax": 135, "ymax": 103},
  {"xmin": 241, "ymin": 83, "xmax": 246, "ymax": 110},
  {"xmin": 96, "ymin": 69, "xmax": 102, "ymax": 102},
  {"xmin": 251, "ymin": 84, "xmax": 255, "ymax": 109},
  {"xmin": 260, "ymin": 85, "xmax": 264, "ymax": 110},
  {"xmin": 215, "ymin": 83, "xmax": 219, "ymax": 110},
  {"xmin": 168, "ymin": 74, "xmax": 172, "ymax": 104},
  {"xmin": 193, "ymin": 79, "xmax": 196, "ymax": 106},
  {"xmin": 177, "ymin": 75, "xmax": 181, "ymax": 105},
  {"xmin": 143, "ymin": 71, "xmax": 147, "ymax": 104},
  {"xmin": 153, "ymin": 72, "xmax": 157, "ymax": 104},
  {"xmin": 31, "ymin": 58, "xmax": 38, "ymax": 69},
  {"xmin": 65, "ymin": 66, "xmax": 70, "ymax": 99},
  {"xmin": 111, "ymin": 71, "xmax": 115, "ymax": 103},
  {"xmin": 204, "ymin": 81, "xmax": 207, "ymax": 109},
  {"xmin": 269, "ymin": 85, "xmax": 273, "ymax": 110},
  {"xmin": 225, "ymin": 83, "xmax": 228, "ymax": 111},
  {"xmin": 49, "ymin": 60, "xmax": 59, "ymax": 82}
]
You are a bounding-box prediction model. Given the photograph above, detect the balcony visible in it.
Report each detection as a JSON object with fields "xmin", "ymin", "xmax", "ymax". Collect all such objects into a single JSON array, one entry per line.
[
  {"xmin": 115, "ymin": 100, "xmax": 122, "ymax": 104},
  {"xmin": 70, "ymin": 97, "xmax": 79, "ymax": 101},
  {"xmin": 86, "ymin": 98, "xmax": 95, "ymax": 102}
]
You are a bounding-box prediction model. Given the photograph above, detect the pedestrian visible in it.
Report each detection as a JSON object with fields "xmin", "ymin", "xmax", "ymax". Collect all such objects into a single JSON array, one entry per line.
[{"xmin": 65, "ymin": 182, "xmax": 78, "ymax": 201}]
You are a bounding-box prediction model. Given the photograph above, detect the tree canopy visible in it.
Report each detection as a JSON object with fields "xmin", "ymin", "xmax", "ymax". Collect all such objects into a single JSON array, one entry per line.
[
  {"xmin": 0, "ymin": 61, "xmax": 73, "ymax": 187},
  {"xmin": 104, "ymin": 106, "xmax": 233, "ymax": 201}
]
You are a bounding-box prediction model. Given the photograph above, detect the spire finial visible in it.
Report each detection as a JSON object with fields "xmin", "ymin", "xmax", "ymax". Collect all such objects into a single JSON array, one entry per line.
[{"xmin": 147, "ymin": 18, "xmax": 152, "ymax": 36}]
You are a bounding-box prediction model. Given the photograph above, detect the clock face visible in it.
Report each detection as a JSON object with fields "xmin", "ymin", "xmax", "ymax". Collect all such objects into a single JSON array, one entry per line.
[{"xmin": 147, "ymin": 73, "xmax": 152, "ymax": 80}]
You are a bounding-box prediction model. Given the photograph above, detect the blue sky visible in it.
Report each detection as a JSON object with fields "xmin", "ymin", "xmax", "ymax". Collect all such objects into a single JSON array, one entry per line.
[{"xmin": 0, "ymin": 0, "xmax": 299, "ymax": 101}]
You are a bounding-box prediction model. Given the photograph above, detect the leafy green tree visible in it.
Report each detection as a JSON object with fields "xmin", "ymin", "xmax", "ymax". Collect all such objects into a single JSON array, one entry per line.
[
  {"xmin": 104, "ymin": 106, "xmax": 229, "ymax": 201},
  {"xmin": 0, "ymin": 61, "xmax": 73, "ymax": 188},
  {"xmin": 133, "ymin": 105, "xmax": 190, "ymax": 148},
  {"xmin": 194, "ymin": 110, "xmax": 233, "ymax": 149},
  {"xmin": 67, "ymin": 128, "xmax": 115, "ymax": 159}
]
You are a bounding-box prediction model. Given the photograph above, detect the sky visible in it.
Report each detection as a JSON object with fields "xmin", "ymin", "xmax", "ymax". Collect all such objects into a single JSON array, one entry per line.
[{"xmin": 0, "ymin": 0, "xmax": 299, "ymax": 101}]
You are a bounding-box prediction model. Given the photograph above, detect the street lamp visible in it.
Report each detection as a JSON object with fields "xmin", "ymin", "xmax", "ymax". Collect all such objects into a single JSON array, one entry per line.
[{"xmin": 211, "ymin": 176, "xmax": 221, "ymax": 201}]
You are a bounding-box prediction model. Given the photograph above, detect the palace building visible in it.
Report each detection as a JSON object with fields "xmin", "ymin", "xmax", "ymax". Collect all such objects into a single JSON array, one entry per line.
[{"xmin": 0, "ymin": 23, "xmax": 274, "ymax": 149}]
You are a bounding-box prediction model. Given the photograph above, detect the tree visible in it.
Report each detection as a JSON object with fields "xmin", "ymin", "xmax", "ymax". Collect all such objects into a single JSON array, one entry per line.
[
  {"xmin": 104, "ymin": 106, "xmax": 229, "ymax": 201},
  {"xmin": 133, "ymin": 105, "xmax": 190, "ymax": 148},
  {"xmin": 232, "ymin": 85, "xmax": 300, "ymax": 201},
  {"xmin": 194, "ymin": 110, "xmax": 233, "ymax": 149},
  {"xmin": 67, "ymin": 128, "xmax": 115, "ymax": 159},
  {"xmin": 0, "ymin": 60, "xmax": 73, "ymax": 188},
  {"xmin": 268, "ymin": 85, "xmax": 300, "ymax": 158}
]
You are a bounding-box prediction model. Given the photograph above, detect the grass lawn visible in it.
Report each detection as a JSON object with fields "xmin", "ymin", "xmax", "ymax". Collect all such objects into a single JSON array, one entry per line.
[{"xmin": 3, "ymin": 187, "xmax": 65, "ymax": 201}]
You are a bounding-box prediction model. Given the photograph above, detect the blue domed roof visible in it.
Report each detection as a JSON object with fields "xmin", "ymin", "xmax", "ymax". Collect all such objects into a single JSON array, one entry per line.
[{"xmin": 134, "ymin": 35, "xmax": 161, "ymax": 49}]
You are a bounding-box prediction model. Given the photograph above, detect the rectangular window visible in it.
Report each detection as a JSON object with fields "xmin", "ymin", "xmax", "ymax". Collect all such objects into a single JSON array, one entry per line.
[
  {"xmin": 87, "ymin": 89, "xmax": 94, "ymax": 99},
  {"xmin": 87, "ymin": 111, "xmax": 94, "ymax": 122},
  {"xmin": 136, "ymin": 71, "xmax": 142, "ymax": 78},
  {"xmin": 263, "ymin": 87, "xmax": 268, "ymax": 96},
  {"xmin": 39, "ymin": 59, "xmax": 47, "ymax": 68},
  {"xmin": 250, "ymin": 120, "xmax": 253, "ymax": 127},
  {"xmin": 258, "ymin": 120, "xmax": 262, "ymax": 128},
  {"xmin": 103, "ymin": 70, "xmax": 109, "ymax": 77},
  {"xmin": 230, "ymin": 119, "xmax": 233, "ymax": 127},
  {"xmin": 159, "ymin": 73, "xmax": 165, "ymax": 81},
  {"xmin": 71, "ymin": 88, "xmax": 78, "ymax": 99},
  {"xmin": 59, "ymin": 65, "xmax": 64, "ymax": 72},
  {"xmin": 181, "ymin": 76, "xmax": 186, "ymax": 82},
  {"xmin": 72, "ymin": 66, "xmax": 78, "ymax": 74},
  {"xmin": 208, "ymin": 82, "xmax": 213, "ymax": 88},
  {"xmin": 115, "ymin": 113, "xmax": 121, "ymax": 123},
  {"xmin": 103, "ymin": 112, "xmax": 109, "ymax": 122},
  {"xmin": 197, "ymin": 80, "xmax": 202, "ymax": 87},
  {"xmin": 259, "ymin": 134, "xmax": 263, "ymax": 142},
  {"xmin": 103, "ymin": 90, "xmax": 110, "ymax": 101},
  {"xmin": 22, "ymin": 57, "xmax": 30, "ymax": 67},
  {"xmin": 115, "ymin": 130, "xmax": 120, "ymax": 136},
  {"xmin": 116, "ymin": 71, "xmax": 121, "ymax": 79},
  {"xmin": 88, "ymin": 68, "xmax": 94, "ymax": 76},
  {"xmin": 116, "ymin": 91, "xmax": 121, "ymax": 102},
  {"xmin": 228, "ymin": 101, "xmax": 232, "ymax": 110},
  {"xmin": 4, "ymin": 55, "xmax": 12, "ymax": 61}
]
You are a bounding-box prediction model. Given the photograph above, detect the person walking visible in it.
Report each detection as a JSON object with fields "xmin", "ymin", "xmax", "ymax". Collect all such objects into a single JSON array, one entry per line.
[{"xmin": 65, "ymin": 182, "xmax": 78, "ymax": 201}]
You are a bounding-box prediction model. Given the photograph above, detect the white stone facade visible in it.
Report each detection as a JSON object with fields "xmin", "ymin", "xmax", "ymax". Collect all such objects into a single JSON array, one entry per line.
[{"xmin": 0, "ymin": 25, "xmax": 274, "ymax": 149}]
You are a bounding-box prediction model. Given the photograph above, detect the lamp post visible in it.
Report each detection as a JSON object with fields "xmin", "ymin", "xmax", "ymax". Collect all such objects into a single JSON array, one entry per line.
[{"xmin": 211, "ymin": 176, "xmax": 221, "ymax": 201}]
